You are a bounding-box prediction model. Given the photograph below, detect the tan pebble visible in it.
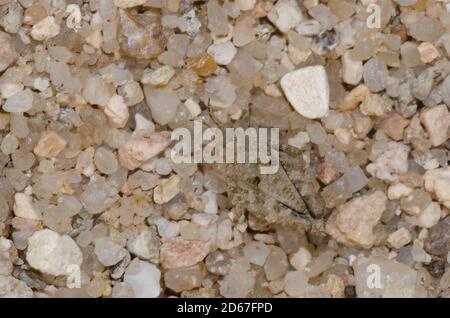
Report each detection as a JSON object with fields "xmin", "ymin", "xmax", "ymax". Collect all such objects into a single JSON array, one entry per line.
[
  {"xmin": 33, "ymin": 131, "xmax": 67, "ymax": 158},
  {"xmin": 118, "ymin": 131, "xmax": 172, "ymax": 170},
  {"xmin": 326, "ymin": 191, "xmax": 387, "ymax": 249},
  {"xmin": 30, "ymin": 16, "xmax": 60, "ymax": 41},
  {"xmin": 0, "ymin": 31, "xmax": 18, "ymax": 72},
  {"xmin": 104, "ymin": 95, "xmax": 129, "ymax": 128},
  {"xmin": 336, "ymin": 84, "xmax": 370, "ymax": 112},
  {"xmin": 316, "ymin": 162, "xmax": 340, "ymax": 185},
  {"xmin": 160, "ymin": 238, "xmax": 210, "ymax": 269},
  {"xmin": 153, "ymin": 175, "xmax": 181, "ymax": 205},
  {"xmin": 382, "ymin": 112, "xmax": 409, "ymax": 141},
  {"xmin": 387, "ymin": 227, "xmax": 411, "ymax": 249},
  {"xmin": 417, "ymin": 42, "xmax": 440, "ymax": 64},
  {"xmin": 360, "ymin": 94, "xmax": 392, "ymax": 117},
  {"xmin": 420, "ymin": 105, "xmax": 450, "ymax": 147},
  {"xmin": 0, "ymin": 113, "xmax": 10, "ymax": 130},
  {"xmin": 326, "ymin": 274, "xmax": 345, "ymax": 298}
]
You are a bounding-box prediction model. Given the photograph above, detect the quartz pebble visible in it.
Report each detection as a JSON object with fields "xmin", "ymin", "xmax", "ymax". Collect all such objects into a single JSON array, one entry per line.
[
  {"xmin": 33, "ymin": 131, "xmax": 67, "ymax": 159},
  {"xmin": 153, "ymin": 175, "xmax": 181, "ymax": 205},
  {"xmin": 268, "ymin": 0, "xmax": 303, "ymax": 33},
  {"xmin": 290, "ymin": 247, "xmax": 312, "ymax": 271},
  {"xmin": 420, "ymin": 105, "xmax": 450, "ymax": 147},
  {"xmin": 0, "ymin": 31, "xmax": 17, "ymax": 72},
  {"xmin": 94, "ymin": 237, "xmax": 128, "ymax": 266},
  {"xmin": 104, "ymin": 95, "xmax": 129, "ymax": 128},
  {"xmin": 141, "ymin": 66, "xmax": 176, "ymax": 86},
  {"xmin": 342, "ymin": 51, "xmax": 363, "ymax": 85},
  {"xmin": 118, "ymin": 9, "xmax": 166, "ymax": 60},
  {"xmin": 243, "ymin": 241, "xmax": 269, "ymax": 266},
  {"xmin": 417, "ymin": 42, "xmax": 440, "ymax": 64},
  {"xmin": 236, "ymin": 0, "xmax": 256, "ymax": 11},
  {"xmin": 367, "ymin": 142, "xmax": 410, "ymax": 182},
  {"xmin": 280, "ymin": 66, "xmax": 329, "ymax": 119},
  {"xmin": 118, "ymin": 131, "xmax": 172, "ymax": 170},
  {"xmin": 0, "ymin": 275, "xmax": 33, "ymax": 298},
  {"xmin": 30, "ymin": 16, "xmax": 60, "ymax": 41},
  {"xmin": 3, "ymin": 89, "xmax": 33, "ymax": 113},
  {"xmin": 387, "ymin": 228, "xmax": 412, "ymax": 249},
  {"xmin": 424, "ymin": 168, "xmax": 450, "ymax": 208},
  {"xmin": 124, "ymin": 258, "xmax": 161, "ymax": 298},
  {"xmin": 160, "ymin": 238, "xmax": 210, "ymax": 269},
  {"xmin": 326, "ymin": 191, "xmax": 387, "ymax": 249},
  {"xmin": 127, "ymin": 230, "xmax": 160, "ymax": 263},
  {"xmin": 26, "ymin": 229, "xmax": 82, "ymax": 276},
  {"xmin": 360, "ymin": 94, "xmax": 392, "ymax": 117},
  {"xmin": 207, "ymin": 42, "xmax": 237, "ymax": 65},
  {"xmin": 13, "ymin": 193, "xmax": 42, "ymax": 220}
]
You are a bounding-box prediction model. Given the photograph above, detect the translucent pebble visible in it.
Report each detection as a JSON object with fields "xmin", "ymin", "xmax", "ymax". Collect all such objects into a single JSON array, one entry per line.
[
  {"xmin": 0, "ymin": 1, "xmax": 23, "ymax": 34},
  {"xmin": 143, "ymin": 86, "xmax": 179, "ymax": 125},
  {"xmin": 264, "ymin": 246, "xmax": 288, "ymax": 281},
  {"xmin": 306, "ymin": 122, "xmax": 328, "ymax": 145},
  {"xmin": 363, "ymin": 58, "xmax": 389, "ymax": 93},
  {"xmin": 243, "ymin": 241, "xmax": 270, "ymax": 266},
  {"xmin": 207, "ymin": 0, "xmax": 229, "ymax": 36},
  {"xmin": 94, "ymin": 147, "xmax": 118, "ymax": 175},
  {"xmin": 94, "ymin": 237, "xmax": 128, "ymax": 266},
  {"xmin": 155, "ymin": 158, "xmax": 172, "ymax": 176},
  {"xmin": 164, "ymin": 264, "xmax": 204, "ymax": 293},
  {"xmin": 3, "ymin": 89, "xmax": 33, "ymax": 113},
  {"xmin": 82, "ymin": 76, "xmax": 115, "ymax": 106},
  {"xmin": 1, "ymin": 134, "xmax": 19, "ymax": 155},
  {"xmin": 408, "ymin": 17, "xmax": 444, "ymax": 43},
  {"xmin": 124, "ymin": 258, "xmax": 161, "ymax": 298}
]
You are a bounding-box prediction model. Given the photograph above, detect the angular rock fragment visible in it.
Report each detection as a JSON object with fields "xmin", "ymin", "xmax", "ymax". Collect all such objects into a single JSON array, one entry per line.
[
  {"xmin": 268, "ymin": 0, "xmax": 303, "ymax": 33},
  {"xmin": 118, "ymin": 9, "xmax": 166, "ymax": 59},
  {"xmin": 424, "ymin": 168, "xmax": 450, "ymax": 208},
  {"xmin": 33, "ymin": 131, "xmax": 67, "ymax": 159},
  {"xmin": 118, "ymin": 131, "xmax": 171, "ymax": 170},
  {"xmin": 326, "ymin": 191, "xmax": 387, "ymax": 249},
  {"xmin": 160, "ymin": 238, "xmax": 210, "ymax": 269},
  {"xmin": 0, "ymin": 275, "xmax": 33, "ymax": 298},
  {"xmin": 26, "ymin": 229, "xmax": 82, "ymax": 276},
  {"xmin": 420, "ymin": 105, "xmax": 450, "ymax": 147},
  {"xmin": 124, "ymin": 258, "xmax": 161, "ymax": 298},
  {"xmin": 366, "ymin": 142, "xmax": 409, "ymax": 182}
]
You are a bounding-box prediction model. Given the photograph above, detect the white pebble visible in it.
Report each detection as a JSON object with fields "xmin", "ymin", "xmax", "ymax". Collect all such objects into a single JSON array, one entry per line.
[
  {"xmin": 268, "ymin": 0, "xmax": 303, "ymax": 33},
  {"xmin": 184, "ymin": 98, "xmax": 202, "ymax": 119},
  {"xmin": 207, "ymin": 41, "xmax": 237, "ymax": 65},
  {"xmin": 141, "ymin": 66, "xmax": 176, "ymax": 86},
  {"xmin": 236, "ymin": 0, "xmax": 257, "ymax": 11},
  {"xmin": 3, "ymin": 89, "xmax": 33, "ymax": 113},
  {"xmin": 13, "ymin": 193, "xmax": 42, "ymax": 220},
  {"xmin": 30, "ymin": 16, "xmax": 61, "ymax": 41},
  {"xmin": 65, "ymin": 4, "xmax": 81, "ymax": 29},
  {"xmin": 104, "ymin": 94, "xmax": 129, "ymax": 128},
  {"xmin": 26, "ymin": 229, "xmax": 82, "ymax": 276},
  {"xmin": 124, "ymin": 258, "xmax": 161, "ymax": 298},
  {"xmin": 280, "ymin": 65, "xmax": 330, "ymax": 119}
]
